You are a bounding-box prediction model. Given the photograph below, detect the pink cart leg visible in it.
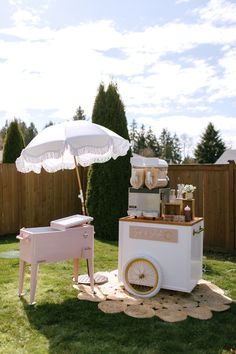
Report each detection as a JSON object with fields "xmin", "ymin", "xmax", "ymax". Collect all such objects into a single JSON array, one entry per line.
[
  {"xmin": 18, "ymin": 259, "xmax": 25, "ymax": 297},
  {"xmin": 30, "ymin": 263, "xmax": 39, "ymax": 305},
  {"xmin": 87, "ymin": 257, "xmax": 94, "ymax": 293},
  {"xmin": 73, "ymin": 258, "xmax": 79, "ymax": 283}
]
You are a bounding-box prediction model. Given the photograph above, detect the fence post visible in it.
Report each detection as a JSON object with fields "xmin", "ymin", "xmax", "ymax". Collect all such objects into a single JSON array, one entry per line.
[{"xmin": 228, "ymin": 160, "xmax": 235, "ymax": 251}]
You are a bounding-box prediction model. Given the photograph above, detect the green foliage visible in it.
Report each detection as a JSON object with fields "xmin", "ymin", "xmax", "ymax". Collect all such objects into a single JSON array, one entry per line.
[
  {"xmin": 0, "ymin": 120, "xmax": 9, "ymax": 149},
  {"xmin": 2, "ymin": 120, "xmax": 25, "ymax": 163},
  {"xmin": 159, "ymin": 128, "xmax": 182, "ymax": 163},
  {"xmin": 44, "ymin": 121, "xmax": 54, "ymax": 129},
  {"xmin": 86, "ymin": 82, "xmax": 131, "ymax": 241},
  {"xmin": 18, "ymin": 121, "xmax": 38, "ymax": 145},
  {"xmin": 130, "ymin": 122, "xmax": 181, "ymax": 161},
  {"xmin": 73, "ymin": 105, "xmax": 86, "ymax": 120},
  {"xmin": 129, "ymin": 119, "xmax": 138, "ymax": 151},
  {"xmin": 135, "ymin": 124, "xmax": 146, "ymax": 153},
  {"xmin": 0, "ymin": 119, "xmax": 37, "ymax": 148},
  {"xmin": 182, "ymin": 155, "xmax": 197, "ymax": 164},
  {"xmin": 194, "ymin": 122, "xmax": 226, "ymax": 163},
  {"xmin": 130, "ymin": 121, "xmax": 160, "ymax": 157},
  {"xmin": 145, "ymin": 126, "xmax": 160, "ymax": 156},
  {"xmin": 0, "ymin": 235, "xmax": 236, "ymax": 354}
]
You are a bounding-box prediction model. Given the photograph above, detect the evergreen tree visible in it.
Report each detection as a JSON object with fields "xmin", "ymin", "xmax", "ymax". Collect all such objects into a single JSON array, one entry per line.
[
  {"xmin": 0, "ymin": 120, "xmax": 9, "ymax": 149},
  {"xmin": 136, "ymin": 124, "xmax": 147, "ymax": 155},
  {"xmin": 1, "ymin": 120, "xmax": 37, "ymax": 147},
  {"xmin": 86, "ymin": 82, "xmax": 131, "ymax": 241},
  {"xmin": 159, "ymin": 128, "xmax": 182, "ymax": 163},
  {"xmin": 194, "ymin": 122, "xmax": 226, "ymax": 163},
  {"xmin": 0, "ymin": 135, "xmax": 3, "ymax": 151},
  {"xmin": 18, "ymin": 121, "xmax": 38, "ymax": 145},
  {"xmin": 3, "ymin": 120, "xmax": 25, "ymax": 163},
  {"xmin": 0, "ymin": 120, "xmax": 9, "ymax": 139},
  {"xmin": 44, "ymin": 121, "xmax": 54, "ymax": 129},
  {"xmin": 145, "ymin": 126, "xmax": 160, "ymax": 157},
  {"xmin": 24, "ymin": 122, "xmax": 38, "ymax": 145},
  {"xmin": 129, "ymin": 119, "xmax": 138, "ymax": 152},
  {"xmin": 182, "ymin": 155, "xmax": 196, "ymax": 164},
  {"xmin": 131, "ymin": 124, "xmax": 160, "ymax": 157},
  {"xmin": 73, "ymin": 106, "xmax": 86, "ymax": 120},
  {"xmin": 172, "ymin": 133, "xmax": 182, "ymax": 163}
]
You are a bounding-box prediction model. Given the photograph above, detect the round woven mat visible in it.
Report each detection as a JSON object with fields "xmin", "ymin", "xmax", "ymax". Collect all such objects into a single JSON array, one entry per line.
[{"xmin": 75, "ymin": 270, "xmax": 233, "ymax": 322}]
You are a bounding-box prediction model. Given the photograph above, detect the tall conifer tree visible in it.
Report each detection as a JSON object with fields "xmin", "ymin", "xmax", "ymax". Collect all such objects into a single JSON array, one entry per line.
[
  {"xmin": 86, "ymin": 82, "xmax": 131, "ymax": 240},
  {"xmin": 194, "ymin": 122, "xmax": 226, "ymax": 163},
  {"xmin": 3, "ymin": 120, "xmax": 25, "ymax": 163},
  {"xmin": 73, "ymin": 106, "xmax": 86, "ymax": 120},
  {"xmin": 159, "ymin": 128, "xmax": 182, "ymax": 163}
]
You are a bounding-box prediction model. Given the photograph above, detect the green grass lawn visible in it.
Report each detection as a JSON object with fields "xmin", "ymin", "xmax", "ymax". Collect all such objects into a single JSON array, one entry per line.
[{"xmin": 0, "ymin": 234, "xmax": 235, "ymax": 354}]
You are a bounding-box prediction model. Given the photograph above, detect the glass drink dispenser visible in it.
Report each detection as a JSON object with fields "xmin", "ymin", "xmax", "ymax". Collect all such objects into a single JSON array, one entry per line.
[
  {"xmin": 130, "ymin": 156, "xmax": 169, "ymax": 190},
  {"xmin": 144, "ymin": 158, "xmax": 169, "ymax": 189},
  {"xmin": 130, "ymin": 156, "xmax": 145, "ymax": 189}
]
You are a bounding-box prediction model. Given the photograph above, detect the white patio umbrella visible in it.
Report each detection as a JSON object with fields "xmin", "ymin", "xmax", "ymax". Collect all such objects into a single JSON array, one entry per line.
[{"xmin": 16, "ymin": 120, "xmax": 130, "ymax": 215}]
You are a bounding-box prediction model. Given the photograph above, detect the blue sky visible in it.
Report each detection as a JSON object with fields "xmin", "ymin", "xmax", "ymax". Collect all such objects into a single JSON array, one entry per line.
[{"xmin": 0, "ymin": 0, "xmax": 236, "ymax": 154}]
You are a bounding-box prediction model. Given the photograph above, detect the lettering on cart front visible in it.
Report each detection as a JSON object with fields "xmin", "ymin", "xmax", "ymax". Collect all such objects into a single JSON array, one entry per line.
[{"xmin": 129, "ymin": 226, "xmax": 178, "ymax": 243}]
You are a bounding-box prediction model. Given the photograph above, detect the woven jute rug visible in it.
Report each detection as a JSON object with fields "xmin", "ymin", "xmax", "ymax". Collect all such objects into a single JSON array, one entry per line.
[{"xmin": 73, "ymin": 270, "xmax": 233, "ymax": 322}]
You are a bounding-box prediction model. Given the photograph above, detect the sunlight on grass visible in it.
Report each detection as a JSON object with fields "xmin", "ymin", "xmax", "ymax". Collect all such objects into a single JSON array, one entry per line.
[{"xmin": 0, "ymin": 235, "xmax": 235, "ymax": 354}]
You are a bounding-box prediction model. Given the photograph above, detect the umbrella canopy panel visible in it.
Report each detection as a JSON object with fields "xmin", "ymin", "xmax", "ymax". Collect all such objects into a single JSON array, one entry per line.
[{"xmin": 16, "ymin": 121, "xmax": 130, "ymax": 173}]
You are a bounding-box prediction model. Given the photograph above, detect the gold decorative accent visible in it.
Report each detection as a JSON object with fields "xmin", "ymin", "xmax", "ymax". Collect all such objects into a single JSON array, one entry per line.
[{"xmin": 124, "ymin": 258, "xmax": 159, "ymax": 296}]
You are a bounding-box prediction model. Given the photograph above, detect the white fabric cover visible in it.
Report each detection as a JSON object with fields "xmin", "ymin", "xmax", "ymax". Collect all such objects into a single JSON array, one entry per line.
[
  {"xmin": 130, "ymin": 155, "xmax": 168, "ymax": 168},
  {"xmin": 16, "ymin": 121, "xmax": 130, "ymax": 173}
]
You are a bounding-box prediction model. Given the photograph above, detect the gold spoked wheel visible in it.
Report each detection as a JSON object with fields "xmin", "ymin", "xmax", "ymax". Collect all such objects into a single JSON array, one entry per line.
[{"xmin": 123, "ymin": 256, "xmax": 162, "ymax": 298}]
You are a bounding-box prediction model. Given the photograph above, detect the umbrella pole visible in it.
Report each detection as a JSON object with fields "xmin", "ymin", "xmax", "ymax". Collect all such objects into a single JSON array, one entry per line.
[
  {"xmin": 73, "ymin": 156, "xmax": 86, "ymax": 284},
  {"xmin": 73, "ymin": 156, "xmax": 86, "ymax": 216}
]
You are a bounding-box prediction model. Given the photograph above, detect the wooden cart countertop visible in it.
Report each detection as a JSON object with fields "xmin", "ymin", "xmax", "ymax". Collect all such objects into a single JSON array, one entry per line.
[{"xmin": 119, "ymin": 216, "xmax": 203, "ymax": 226}]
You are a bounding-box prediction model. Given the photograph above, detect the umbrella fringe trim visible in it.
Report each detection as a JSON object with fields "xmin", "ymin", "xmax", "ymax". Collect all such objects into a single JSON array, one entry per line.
[
  {"xmin": 16, "ymin": 142, "xmax": 130, "ymax": 172},
  {"xmin": 69, "ymin": 142, "xmax": 130, "ymax": 160}
]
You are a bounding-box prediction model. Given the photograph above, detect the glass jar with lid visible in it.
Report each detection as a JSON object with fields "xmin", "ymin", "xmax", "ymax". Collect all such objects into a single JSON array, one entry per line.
[{"xmin": 144, "ymin": 158, "xmax": 169, "ymax": 189}]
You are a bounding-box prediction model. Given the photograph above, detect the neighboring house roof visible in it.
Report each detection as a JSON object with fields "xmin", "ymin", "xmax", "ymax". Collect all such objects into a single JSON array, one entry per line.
[{"xmin": 215, "ymin": 149, "xmax": 236, "ymax": 164}]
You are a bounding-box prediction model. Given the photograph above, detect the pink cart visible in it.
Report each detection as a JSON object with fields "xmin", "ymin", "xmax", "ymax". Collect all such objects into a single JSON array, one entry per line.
[{"xmin": 17, "ymin": 223, "xmax": 94, "ymax": 304}]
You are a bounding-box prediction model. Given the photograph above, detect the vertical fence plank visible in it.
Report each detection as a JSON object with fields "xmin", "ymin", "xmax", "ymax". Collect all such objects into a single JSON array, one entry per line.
[
  {"xmin": 203, "ymin": 165, "xmax": 231, "ymax": 250},
  {"xmin": 0, "ymin": 165, "xmax": 19, "ymax": 234},
  {"xmin": 0, "ymin": 164, "xmax": 3, "ymax": 234},
  {"xmin": 234, "ymin": 164, "xmax": 236, "ymax": 251},
  {"xmin": 168, "ymin": 164, "xmax": 235, "ymax": 252},
  {"xmin": 228, "ymin": 161, "xmax": 235, "ymax": 250}
]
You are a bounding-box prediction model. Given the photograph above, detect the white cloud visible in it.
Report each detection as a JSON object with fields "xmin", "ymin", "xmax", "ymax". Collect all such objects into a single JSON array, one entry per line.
[
  {"xmin": 121, "ymin": 23, "xmax": 236, "ymax": 57},
  {"xmin": 196, "ymin": 0, "xmax": 236, "ymax": 24},
  {"xmin": 176, "ymin": 0, "xmax": 191, "ymax": 3},
  {"xmin": 8, "ymin": 0, "xmax": 23, "ymax": 5},
  {"xmin": 11, "ymin": 9, "xmax": 40, "ymax": 26},
  {"xmin": 207, "ymin": 48, "xmax": 236, "ymax": 101},
  {"xmin": 0, "ymin": 8, "xmax": 235, "ymax": 147}
]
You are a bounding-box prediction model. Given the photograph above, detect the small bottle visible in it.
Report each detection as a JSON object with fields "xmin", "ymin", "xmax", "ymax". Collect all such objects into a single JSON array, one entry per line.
[{"xmin": 184, "ymin": 205, "xmax": 191, "ymax": 222}]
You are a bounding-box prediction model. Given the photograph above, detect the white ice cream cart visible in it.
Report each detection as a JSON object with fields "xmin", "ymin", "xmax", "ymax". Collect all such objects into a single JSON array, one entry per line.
[{"xmin": 118, "ymin": 217, "xmax": 204, "ymax": 297}]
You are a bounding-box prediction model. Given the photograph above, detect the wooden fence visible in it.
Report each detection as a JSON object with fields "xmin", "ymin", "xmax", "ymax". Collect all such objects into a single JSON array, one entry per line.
[
  {"xmin": 0, "ymin": 164, "xmax": 86, "ymax": 235},
  {"xmin": 168, "ymin": 162, "xmax": 236, "ymax": 252},
  {"xmin": 0, "ymin": 162, "xmax": 235, "ymax": 252}
]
